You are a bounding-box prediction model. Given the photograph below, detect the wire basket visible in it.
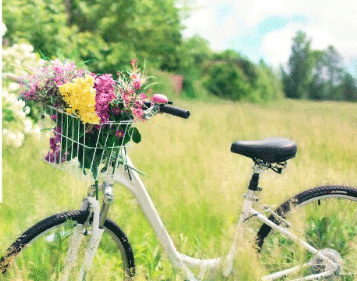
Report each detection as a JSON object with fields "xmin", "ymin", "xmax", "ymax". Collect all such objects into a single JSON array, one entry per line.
[{"xmin": 40, "ymin": 106, "xmax": 135, "ymax": 182}]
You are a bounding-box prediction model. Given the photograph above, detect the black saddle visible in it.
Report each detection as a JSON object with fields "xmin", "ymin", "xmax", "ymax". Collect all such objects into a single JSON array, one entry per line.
[{"xmin": 231, "ymin": 137, "xmax": 297, "ymax": 163}]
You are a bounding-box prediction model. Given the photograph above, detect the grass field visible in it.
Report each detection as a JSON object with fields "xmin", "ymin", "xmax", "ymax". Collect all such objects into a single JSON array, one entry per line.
[{"xmin": 1, "ymin": 99, "xmax": 356, "ymax": 280}]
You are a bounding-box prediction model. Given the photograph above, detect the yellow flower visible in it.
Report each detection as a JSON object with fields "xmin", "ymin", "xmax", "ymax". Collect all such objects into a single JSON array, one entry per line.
[{"xmin": 59, "ymin": 75, "xmax": 100, "ymax": 124}]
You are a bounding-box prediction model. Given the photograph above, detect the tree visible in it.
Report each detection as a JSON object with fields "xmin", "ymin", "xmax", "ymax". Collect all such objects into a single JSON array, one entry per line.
[
  {"xmin": 3, "ymin": 0, "xmax": 184, "ymax": 74},
  {"xmin": 309, "ymin": 50, "xmax": 328, "ymax": 100},
  {"xmin": 282, "ymin": 31, "xmax": 314, "ymax": 99},
  {"xmin": 202, "ymin": 50, "xmax": 283, "ymax": 102},
  {"xmin": 324, "ymin": 45, "xmax": 344, "ymax": 100},
  {"xmin": 179, "ymin": 35, "xmax": 212, "ymax": 70},
  {"xmin": 338, "ymin": 73, "xmax": 357, "ymax": 101}
]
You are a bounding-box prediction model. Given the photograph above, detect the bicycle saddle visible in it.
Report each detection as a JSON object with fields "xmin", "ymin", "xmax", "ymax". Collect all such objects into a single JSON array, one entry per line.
[{"xmin": 231, "ymin": 137, "xmax": 297, "ymax": 163}]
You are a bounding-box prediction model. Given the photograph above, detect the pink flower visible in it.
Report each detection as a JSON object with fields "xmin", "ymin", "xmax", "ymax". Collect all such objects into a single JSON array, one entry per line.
[
  {"xmin": 115, "ymin": 130, "xmax": 124, "ymax": 138},
  {"xmin": 112, "ymin": 106, "xmax": 121, "ymax": 115},
  {"xmin": 94, "ymin": 74, "xmax": 116, "ymax": 123},
  {"xmin": 139, "ymin": 93, "xmax": 148, "ymax": 100},
  {"xmin": 131, "ymin": 59, "xmax": 137, "ymax": 67},
  {"xmin": 133, "ymin": 79, "xmax": 141, "ymax": 90},
  {"xmin": 130, "ymin": 73, "xmax": 138, "ymax": 80},
  {"xmin": 132, "ymin": 107, "xmax": 144, "ymax": 121}
]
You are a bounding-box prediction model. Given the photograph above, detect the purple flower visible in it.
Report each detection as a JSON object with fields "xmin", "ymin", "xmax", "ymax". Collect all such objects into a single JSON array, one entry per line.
[
  {"xmin": 94, "ymin": 74, "xmax": 116, "ymax": 123},
  {"xmin": 115, "ymin": 130, "xmax": 124, "ymax": 138},
  {"xmin": 45, "ymin": 126, "xmax": 66, "ymax": 164}
]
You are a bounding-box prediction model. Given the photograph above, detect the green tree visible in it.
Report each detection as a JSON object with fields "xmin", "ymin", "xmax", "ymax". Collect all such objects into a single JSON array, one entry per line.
[
  {"xmin": 3, "ymin": 0, "xmax": 184, "ymax": 74},
  {"xmin": 324, "ymin": 45, "xmax": 345, "ymax": 100},
  {"xmin": 129, "ymin": 0, "xmax": 183, "ymax": 71},
  {"xmin": 203, "ymin": 59, "xmax": 251, "ymax": 100},
  {"xmin": 337, "ymin": 73, "xmax": 357, "ymax": 101},
  {"xmin": 179, "ymin": 35, "xmax": 212, "ymax": 70},
  {"xmin": 202, "ymin": 50, "xmax": 283, "ymax": 102},
  {"xmin": 282, "ymin": 31, "xmax": 314, "ymax": 99},
  {"xmin": 309, "ymin": 50, "xmax": 328, "ymax": 100},
  {"xmin": 255, "ymin": 60, "xmax": 284, "ymax": 102}
]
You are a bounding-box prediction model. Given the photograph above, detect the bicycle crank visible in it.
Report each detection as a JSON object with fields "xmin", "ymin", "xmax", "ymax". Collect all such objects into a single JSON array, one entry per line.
[{"xmin": 309, "ymin": 249, "xmax": 343, "ymax": 278}]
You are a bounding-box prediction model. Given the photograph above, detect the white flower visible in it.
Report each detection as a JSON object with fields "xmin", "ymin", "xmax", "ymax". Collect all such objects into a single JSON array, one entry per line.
[
  {"xmin": 2, "ymin": 128, "xmax": 9, "ymax": 136},
  {"xmin": 7, "ymin": 132, "xmax": 17, "ymax": 143},
  {"xmin": 32, "ymin": 125, "xmax": 41, "ymax": 139},
  {"xmin": 20, "ymin": 44, "xmax": 34, "ymax": 53},
  {"xmin": 24, "ymin": 119, "xmax": 33, "ymax": 132},
  {"xmin": 24, "ymin": 106, "xmax": 31, "ymax": 115},
  {"xmin": 9, "ymin": 82, "xmax": 20, "ymax": 92},
  {"xmin": 13, "ymin": 139, "xmax": 23, "ymax": 148},
  {"xmin": 5, "ymin": 94, "xmax": 17, "ymax": 104},
  {"xmin": 1, "ymin": 22, "xmax": 7, "ymax": 37}
]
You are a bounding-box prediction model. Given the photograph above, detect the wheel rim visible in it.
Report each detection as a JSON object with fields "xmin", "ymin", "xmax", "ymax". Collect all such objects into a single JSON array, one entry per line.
[
  {"xmin": 3, "ymin": 220, "xmax": 131, "ymax": 281},
  {"xmin": 260, "ymin": 196, "xmax": 357, "ymax": 280}
]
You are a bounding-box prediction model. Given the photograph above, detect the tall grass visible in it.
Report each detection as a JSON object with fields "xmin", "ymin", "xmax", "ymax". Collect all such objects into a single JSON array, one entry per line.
[{"xmin": 1, "ymin": 99, "xmax": 356, "ymax": 280}]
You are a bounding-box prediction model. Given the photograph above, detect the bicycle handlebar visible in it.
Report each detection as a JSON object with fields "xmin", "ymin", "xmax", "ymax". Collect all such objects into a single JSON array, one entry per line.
[
  {"xmin": 144, "ymin": 101, "xmax": 190, "ymax": 119},
  {"xmin": 160, "ymin": 104, "xmax": 190, "ymax": 119}
]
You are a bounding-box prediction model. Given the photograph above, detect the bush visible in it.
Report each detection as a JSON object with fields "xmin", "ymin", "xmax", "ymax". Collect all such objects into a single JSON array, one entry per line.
[
  {"xmin": 2, "ymin": 41, "xmax": 42, "ymax": 147},
  {"xmin": 202, "ymin": 50, "xmax": 283, "ymax": 102}
]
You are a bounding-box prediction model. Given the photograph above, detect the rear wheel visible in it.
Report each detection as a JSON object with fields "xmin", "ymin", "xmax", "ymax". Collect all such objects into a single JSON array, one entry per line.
[
  {"xmin": 257, "ymin": 186, "xmax": 357, "ymax": 280},
  {"xmin": 0, "ymin": 210, "xmax": 135, "ymax": 280}
]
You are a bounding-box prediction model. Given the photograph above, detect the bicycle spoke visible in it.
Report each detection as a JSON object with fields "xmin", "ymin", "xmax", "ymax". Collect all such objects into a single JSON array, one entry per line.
[{"xmin": 259, "ymin": 192, "xmax": 357, "ymax": 281}]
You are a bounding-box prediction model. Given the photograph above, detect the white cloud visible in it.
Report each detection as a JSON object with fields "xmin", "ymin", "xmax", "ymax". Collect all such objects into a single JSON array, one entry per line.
[
  {"xmin": 182, "ymin": 2, "xmax": 243, "ymax": 50},
  {"xmin": 261, "ymin": 22, "xmax": 335, "ymax": 68},
  {"xmin": 183, "ymin": 0, "xmax": 357, "ymax": 67}
]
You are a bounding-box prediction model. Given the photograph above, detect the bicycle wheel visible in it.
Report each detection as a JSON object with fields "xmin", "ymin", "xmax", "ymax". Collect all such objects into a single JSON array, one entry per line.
[
  {"xmin": 0, "ymin": 210, "xmax": 135, "ymax": 280},
  {"xmin": 257, "ymin": 185, "xmax": 357, "ymax": 280}
]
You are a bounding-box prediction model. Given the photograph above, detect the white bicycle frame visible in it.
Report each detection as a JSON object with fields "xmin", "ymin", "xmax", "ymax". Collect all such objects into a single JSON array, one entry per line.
[
  {"xmin": 65, "ymin": 156, "xmax": 339, "ymax": 281},
  {"xmin": 3, "ymin": 73, "xmax": 340, "ymax": 280}
]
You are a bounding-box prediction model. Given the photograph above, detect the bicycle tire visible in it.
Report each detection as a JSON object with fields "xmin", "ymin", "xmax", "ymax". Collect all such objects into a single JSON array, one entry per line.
[
  {"xmin": 0, "ymin": 210, "xmax": 135, "ymax": 280},
  {"xmin": 257, "ymin": 185, "xmax": 357, "ymax": 280}
]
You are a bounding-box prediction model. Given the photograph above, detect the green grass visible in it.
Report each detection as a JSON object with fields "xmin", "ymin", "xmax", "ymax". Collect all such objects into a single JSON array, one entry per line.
[{"xmin": 1, "ymin": 99, "xmax": 356, "ymax": 280}]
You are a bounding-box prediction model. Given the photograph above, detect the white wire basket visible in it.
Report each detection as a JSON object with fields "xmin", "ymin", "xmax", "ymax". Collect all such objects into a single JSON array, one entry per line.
[{"xmin": 40, "ymin": 106, "xmax": 135, "ymax": 182}]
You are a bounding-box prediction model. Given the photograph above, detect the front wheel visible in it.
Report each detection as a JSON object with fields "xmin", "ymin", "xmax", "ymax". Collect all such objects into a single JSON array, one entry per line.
[
  {"xmin": 257, "ymin": 185, "xmax": 357, "ymax": 280},
  {"xmin": 0, "ymin": 210, "xmax": 135, "ymax": 280}
]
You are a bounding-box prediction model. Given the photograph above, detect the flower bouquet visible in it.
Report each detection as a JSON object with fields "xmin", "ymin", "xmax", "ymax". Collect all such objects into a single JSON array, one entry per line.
[{"xmin": 19, "ymin": 59, "xmax": 164, "ymax": 181}]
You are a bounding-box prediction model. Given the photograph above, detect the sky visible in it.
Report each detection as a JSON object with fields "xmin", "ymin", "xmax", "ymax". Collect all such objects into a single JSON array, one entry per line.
[{"xmin": 182, "ymin": 0, "xmax": 357, "ymax": 75}]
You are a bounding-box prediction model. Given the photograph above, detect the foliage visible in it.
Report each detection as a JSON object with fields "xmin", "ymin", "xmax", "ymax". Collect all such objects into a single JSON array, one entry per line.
[
  {"xmin": 2, "ymin": 0, "xmax": 184, "ymax": 74},
  {"xmin": 281, "ymin": 31, "xmax": 314, "ymax": 99},
  {"xmin": 179, "ymin": 35, "xmax": 212, "ymax": 71},
  {"xmin": 2, "ymin": 42, "xmax": 43, "ymax": 147},
  {"xmin": 3, "ymin": 0, "xmax": 288, "ymax": 103},
  {"xmin": 202, "ymin": 50, "xmax": 283, "ymax": 102},
  {"xmin": 282, "ymin": 30, "xmax": 357, "ymax": 101},
  {"xmin": 337, "ymin": 73, "xmax": 357, "ymax": 101}
]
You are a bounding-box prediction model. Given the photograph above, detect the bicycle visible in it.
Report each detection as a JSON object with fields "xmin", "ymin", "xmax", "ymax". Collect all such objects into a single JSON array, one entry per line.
[{"xmin": 1, "ymin": 99, "xmax": 357, "ymax": 281}]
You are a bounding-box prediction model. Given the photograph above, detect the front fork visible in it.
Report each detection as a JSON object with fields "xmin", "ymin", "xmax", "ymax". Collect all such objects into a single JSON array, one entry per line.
[{"xmin": 61, "ymin": 182, "xmax": 114, "ymax": 281}]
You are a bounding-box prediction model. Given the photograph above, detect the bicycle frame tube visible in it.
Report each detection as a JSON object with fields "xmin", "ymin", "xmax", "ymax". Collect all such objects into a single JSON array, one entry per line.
[
  {"xmin": 116, "ymin": 157, "xmax": 338, "ymax": 280},
  {"xmin": 116, "ymin": 156, "xmax": 221, "ymax": 279},
  {"xmin": 252, "ymin": 206, "xmax": 338, "ymax": 280}
]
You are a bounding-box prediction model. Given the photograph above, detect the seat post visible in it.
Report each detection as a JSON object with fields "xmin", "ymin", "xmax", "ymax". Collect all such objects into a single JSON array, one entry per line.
[
  {"xmin": 247, "ymin": 160, "xmax": 268, "ymax": 192},
  {"xmin": 248, "ymin": 173, "xmax": 260, "ymax": 191}
]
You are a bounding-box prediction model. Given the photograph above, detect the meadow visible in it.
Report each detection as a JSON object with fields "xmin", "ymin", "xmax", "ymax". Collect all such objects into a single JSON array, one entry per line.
[{"xmin": 1, "ymin": 99, "xmax": 356, "ymax": 280}]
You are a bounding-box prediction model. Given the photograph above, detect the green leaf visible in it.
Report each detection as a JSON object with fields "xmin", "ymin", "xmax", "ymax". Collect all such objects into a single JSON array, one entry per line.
[{"xmin": 130, "ymin": 127, "xmax": 141, "ymax": 144}]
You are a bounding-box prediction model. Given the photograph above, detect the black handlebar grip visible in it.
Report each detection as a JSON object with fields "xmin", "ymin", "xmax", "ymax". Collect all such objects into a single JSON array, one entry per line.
[{"xmin": 160, "ymin": 104, "xmax": 190, "ymax": 119}]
